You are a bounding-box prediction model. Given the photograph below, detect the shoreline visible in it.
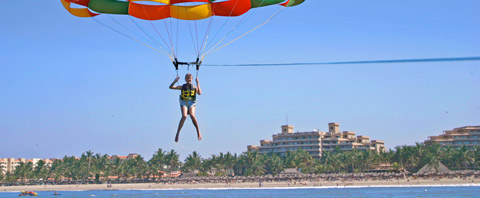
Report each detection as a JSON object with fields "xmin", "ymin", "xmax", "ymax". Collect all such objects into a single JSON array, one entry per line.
[{"xmin": 1, "ymin": 178, "xmax": 479, "ymax": 192}]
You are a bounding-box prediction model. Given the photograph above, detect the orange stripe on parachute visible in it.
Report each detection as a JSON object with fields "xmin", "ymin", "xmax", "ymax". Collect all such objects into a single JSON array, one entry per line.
[
  {"xmin": 130, "ymin": 0, "xmax": 252, "ymax": 20},
  {"xmin": 61, "ymin": 0, "xmax": 98, "ymax": 17},
  {"xmin": 129, "ymin": 2, "xmax": 171, "ymax": 20}
]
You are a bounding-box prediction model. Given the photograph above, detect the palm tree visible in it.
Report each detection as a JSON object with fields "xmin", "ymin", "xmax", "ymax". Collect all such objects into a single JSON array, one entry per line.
[
  {"xmin": 292, "ymin": 149, "xmax": 316, "ymax": 173},
  {"xmin": 319, "ymin": 150, "xmax": 335, "ymax": 173},
  {"xmin": 165, "ymin": 150, "xmax": 181, "ymax": 172},
  {"xmin": 223, "ymin": 152, "xmax": 237, "ymax": 176},
  {"xmin": 264, "ymin": 153, "xmax": 283, "ymax": 175},
  {"xmin": 423, "ymin": 152, "xmax": 441, "ymax": 172},
  {"xmin": 392, "ymin": 145, "xmax": 417, "ymax": 171},
  {"xmin": 5, "ymin": 172, "xmax": 14, "ymax": 183},
  {"xmin": 457, "ymin": 145, "xmax": 474, "ymax": 170},
  {"xmin": 242, "ymin": 151, "xmax": 265, "ymax": 176},
  {"xmin": 94, "ymin": 154, "xmax": 110, "ymax": 183},
  {"xmin": 118, "ymin": 159, "xmax": 130, "ymax": 180},
  {"xmin": 283, "ymin": 151, "xmax": 296, "ymax": 169},
  {"xmin": 440, "ymin": 146, "xmax": 456, "ymax": 169},
  {"xmin": 0, "ymin": 169, "xmax": 4, "ymax": 182},
  {"xmin": 183, "ymin": 151, "xmax": 202, "ymax": 173},
  {"xmin": 14, "ymin": 162, "xmax": 34, "ymax": 183},
  {"xmin": 412, "ymin": 143, "xmax": 426, "ymax": 170},
  {"xmin": 49, "ymin": 159, "xmax": 65, "ymax": 183},
  {"xmin": 62, "ymin": 156, "xmax": 80, "ymax": 181},
  {"xmin": 81, "ymin": 150, "xmax": 95, "ymax": 181},
  {"xmin": 13, "ymin": 162, "xmax": 25, "ymax": 182},
  {"xmin": 421, "ymin": 144, "xmax": 442, "ymax": 171},
  {"xmin": 148, "ymin": 148, "xmax": 167, "ymax": 179},
  {"xmin": 111, "ymin": 157, "xmax": 122, "ymax": 178},
  {"xmin": 149, "ymin": 149, "xmax": 166, "ymax": 167},
  {"xmin": 474, "ymin": 146, "xmax": 480, "ymax": 169},
  {"xmin": 357, "ymin": 151, "xmax": 375, "ymax": 172},
  {"xmin": 33, "ymin": 160, "xmax": 48, "ymax": 183},
  {"xmin": 201, "ymin": 158, "xmax": 214, "ymax": 175},
  {"xmin": 215, "ymin": 153, "xmax": 227, "ymax": 175},
  {"xmin": 377, "ymin": 149, "xmax": 393, "ymax": 171},
  {"xmin": 208, "ymin": 154, "xmax": 219, "ymax": 175},
  {"xmin": 130, "ymin": 155, "xmax": 147, "ymax": 179}
]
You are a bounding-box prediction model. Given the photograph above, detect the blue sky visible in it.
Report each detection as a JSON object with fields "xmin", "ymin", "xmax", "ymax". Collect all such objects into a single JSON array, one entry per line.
[{"xmin": 0, "ymin": 0, "xmax": 479, "ymax": 160}]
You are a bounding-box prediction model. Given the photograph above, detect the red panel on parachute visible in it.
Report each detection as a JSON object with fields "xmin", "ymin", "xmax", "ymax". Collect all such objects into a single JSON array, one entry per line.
[
  {"xmin": 212, "ymin": 0, "xmax": 251, "ymax": 16},
  {"xmin": 170, "ymin": 0, "xmax": 210, "ymax": 4},
  {"xmin": 129, "ymin": 2, "xmax": 171, "ymax": 20},
  {"xmin": 70, "ymin": 0, "xmax": 90, "ymax": 7}
]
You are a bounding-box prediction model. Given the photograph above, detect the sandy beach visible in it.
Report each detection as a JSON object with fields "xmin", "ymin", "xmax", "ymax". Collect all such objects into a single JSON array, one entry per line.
[{"xmin": 2, "ymin": 177, "xmax": 479, "ymax": 192}]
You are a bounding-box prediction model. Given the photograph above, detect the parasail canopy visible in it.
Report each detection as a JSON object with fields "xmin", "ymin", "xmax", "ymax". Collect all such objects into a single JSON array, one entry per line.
[{"xmin": 61, "ymin": 0, "xmax": 305, "ymax": 68}]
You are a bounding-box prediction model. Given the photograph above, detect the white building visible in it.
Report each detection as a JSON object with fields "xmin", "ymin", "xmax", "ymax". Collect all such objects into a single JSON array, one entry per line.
[{"xmin": 248, "ymin": 123, "xmax": 386, "ymax": 158}]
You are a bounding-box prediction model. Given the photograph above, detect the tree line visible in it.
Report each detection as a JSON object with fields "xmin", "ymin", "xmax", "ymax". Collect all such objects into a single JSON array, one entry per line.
[{"xmin": 1, "ymin": 144, "xmax": 480, "ymax": 184}]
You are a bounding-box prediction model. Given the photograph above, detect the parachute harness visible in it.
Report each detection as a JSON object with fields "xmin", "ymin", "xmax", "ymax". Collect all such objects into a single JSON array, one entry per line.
[
  {"xmin": 173, "ymin": 58, "xmax": 202, "ymax": 71},
  {"xmin": 173, "ymin": 57, "xmax": 202, "ymax": 79}
]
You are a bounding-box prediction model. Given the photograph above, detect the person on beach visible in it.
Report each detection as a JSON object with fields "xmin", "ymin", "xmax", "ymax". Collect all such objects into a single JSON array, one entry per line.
[{"xmin": 169, "ymin": 73, "xmax": 202, "ymax": 142}]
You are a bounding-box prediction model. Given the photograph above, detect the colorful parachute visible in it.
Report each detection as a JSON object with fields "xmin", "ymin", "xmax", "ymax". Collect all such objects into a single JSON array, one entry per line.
[{"xmin": 61, "ymin": 0, "xmax": 305, "ymax": 68}]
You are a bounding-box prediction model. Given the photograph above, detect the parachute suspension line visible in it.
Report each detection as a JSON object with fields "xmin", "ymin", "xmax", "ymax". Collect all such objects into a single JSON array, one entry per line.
[
  {"xmin": 168, "ymin": 16, "xmax": 172, "ymax": 55},
  {"xmin": 176, "ymin": 6, "xmax": 180, "ymax": 58},
  {"xmin": 150, "ymin": 22, "xmax": 174, "ymax": 57},
  {"xmin": 185, "ymin": 3, "xmax": 199, "ymax": 57},
  {"xmin": 169, "ymin": 15, "xmax": 177, "ymax": 57},
  {"xmin": 106, "ymin": 15, "xmax": 156, "ymax": 48},
  {"xmin": 202, "ymin": 0, "xmax": 270, "ymax": 61},
  {"xmin": 161, "ymin": 16, "xmax": 176, "ymax": 58},
  {"xmin": 91, "ymin": 18, "xmax": 174, "ymax": 61},
  {"xmin": 202, "ymin": 20, "xmax": 231, "ymax": 55},
  {"xmin": 127, "ymin": 17, "xmax": 173, "ymax": 57},
  {"xmin": 204, "ymin": 6, "xmax": 286, "ymax": 57},
  {"xmin": 203, "ymin": 0, "xmax": 249, "ymax": 58},
  {"xmin": 194, "ymin": 5, "xmax": 200, "ymax": 57},
  {"xmin": 198, "ymin": 17, "xmax": 214, "ymax": 59},
  {"xmin": 199, "ymin": 0, "xmax": 241, "ymax": 60},
  {"xmin": 236, "ymin": 1, "xmax": 273, "ymax": 28},
  {"xmin": 201, "ymin": 5, "xmax": 251, "ymax": 62},
  {"xmin": 140, "ymin": 3, "xmax": 175, "ymax": 58},
  {"xmin": 138, "ymin": 5, "xmax": 175, "ymax": 58}
]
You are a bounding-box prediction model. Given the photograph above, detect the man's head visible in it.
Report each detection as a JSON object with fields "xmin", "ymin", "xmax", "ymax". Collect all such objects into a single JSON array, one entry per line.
[{"xmin": 185, "ymin": 73, "xmax": 193, "ymax": 83}]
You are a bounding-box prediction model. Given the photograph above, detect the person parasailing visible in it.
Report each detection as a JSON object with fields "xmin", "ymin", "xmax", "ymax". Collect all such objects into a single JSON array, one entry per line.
[{"xmin": 169, "ymin": 72, "xmax": 202, "ymax": 142}]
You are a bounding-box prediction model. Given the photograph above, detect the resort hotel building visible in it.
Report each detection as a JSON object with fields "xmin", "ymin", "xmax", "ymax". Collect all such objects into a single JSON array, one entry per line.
[
  {"xmin": 424, "ymin": 126, "xmax": 480, "ymax": 148},
  {"xmin": 0, "ymin": 153, "xmax": 140, "ymax": 175},
  {"xmin": 0, "ymin": 158, "xmax": 56, "ymax": 174},
  {"xmin": 247, "ymin": 122, "xmax": 386, "ymax": 158}
]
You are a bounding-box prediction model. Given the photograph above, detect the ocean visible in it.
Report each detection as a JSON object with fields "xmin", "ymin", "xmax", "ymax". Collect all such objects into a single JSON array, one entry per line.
[{"xmin": 2, "ymin": 186, "xmax": 479, "ymax": 197}]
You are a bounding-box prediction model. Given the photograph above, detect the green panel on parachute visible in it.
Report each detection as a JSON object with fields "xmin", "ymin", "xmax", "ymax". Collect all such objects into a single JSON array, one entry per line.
[
  {"xmin": 250, "ymin": 0, "xmax": 285, "ymax": 8},
  {"xmin": 286, "ymin": 0, "xmax": 305, "ymax": 7},
  {"xmin": 88, "ymin": 0, "xmax": 129, "ymax": 15}
]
